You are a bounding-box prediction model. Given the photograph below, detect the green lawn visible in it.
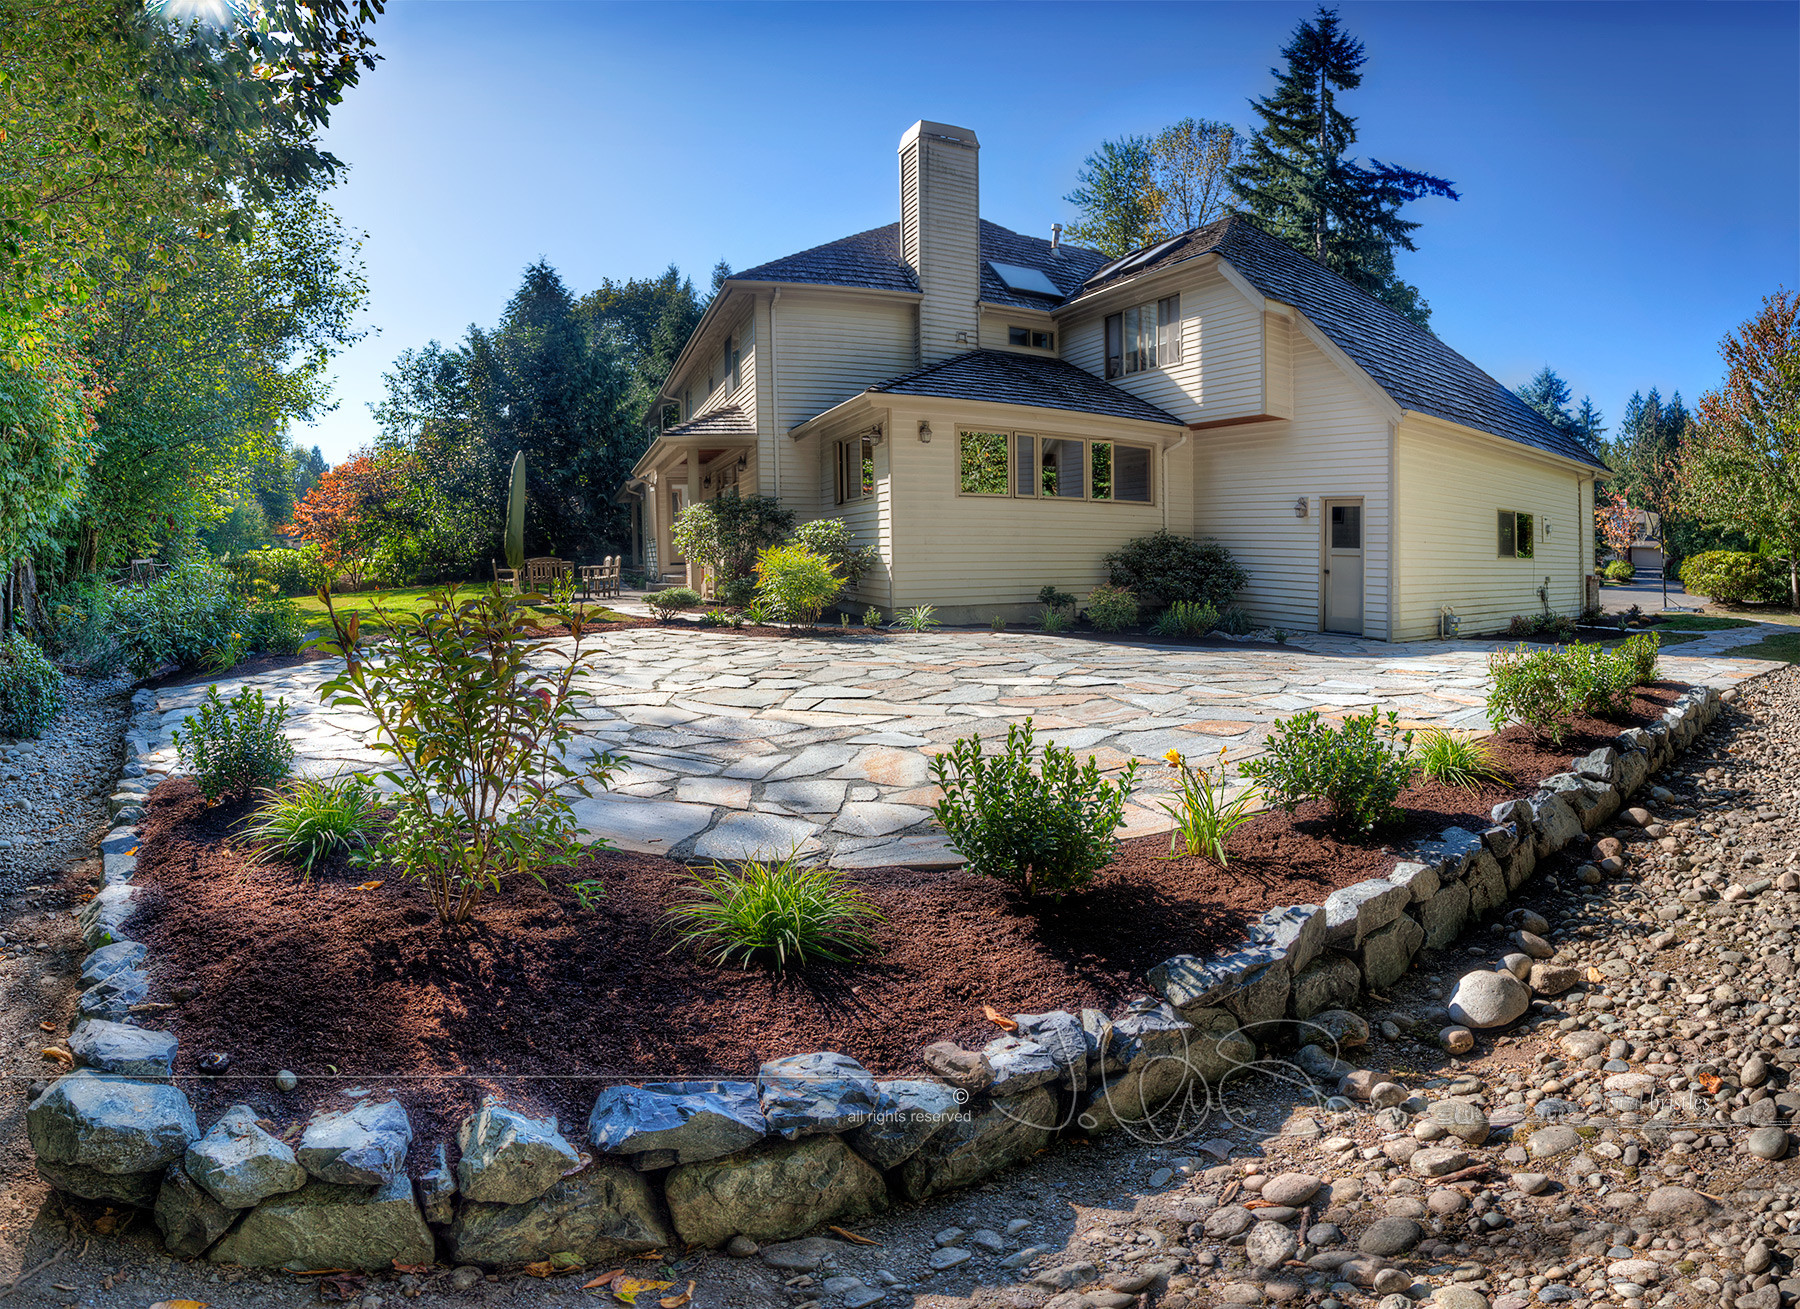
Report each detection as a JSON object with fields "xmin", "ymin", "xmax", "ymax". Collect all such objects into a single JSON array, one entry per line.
[
  {"xmin": 1718, "ymin": 630, "xmax": 1800, "ymax": 664},
  {"xmin": 295, "ymin": 585, "xmax": 629, "ymax": 634},
  {"xmin": 1650, "ymin": 614, "xmax": 1756, "ymax": 631}
]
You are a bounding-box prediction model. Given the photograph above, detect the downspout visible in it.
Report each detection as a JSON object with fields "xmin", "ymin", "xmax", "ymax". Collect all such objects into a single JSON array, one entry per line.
[
  {"xmin": 769, "ymin": 288, "xmax": 782, "ymax": 501},
  {"xmin": 1161, "ymin": 430, "xmax": 1190, "ymax": 534}
]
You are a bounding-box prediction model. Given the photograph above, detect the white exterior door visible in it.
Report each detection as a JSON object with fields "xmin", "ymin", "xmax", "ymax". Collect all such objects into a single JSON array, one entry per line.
[{"xmin": 1323, "ymin": 499, "xmax": 1364, "ymax": 635}]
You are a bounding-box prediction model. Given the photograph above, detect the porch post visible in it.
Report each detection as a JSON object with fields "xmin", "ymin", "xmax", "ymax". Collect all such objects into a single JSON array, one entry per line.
[{"xmin": 686, "ymin": 455, "xmax": 701, "ymax": 591}]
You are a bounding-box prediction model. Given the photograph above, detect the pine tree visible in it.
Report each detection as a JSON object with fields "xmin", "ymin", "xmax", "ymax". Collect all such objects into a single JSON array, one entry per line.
[
  {"xmin": 1063, "ymin": 137, "xmax": 1160, "ymax": 258},
  {"xmin": 1516, "ymin": 366, "xmax": 1605, "ymax": 456},
  {"xmin": 1229, "ymin": 6, "xmax": 1458, "ymax": 326}
]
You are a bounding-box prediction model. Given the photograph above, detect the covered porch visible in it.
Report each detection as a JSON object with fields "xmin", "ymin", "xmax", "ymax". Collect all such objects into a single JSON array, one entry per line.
[{"xmin": 621, "ymin": 406, "xmax": 759, "ymax": 589}]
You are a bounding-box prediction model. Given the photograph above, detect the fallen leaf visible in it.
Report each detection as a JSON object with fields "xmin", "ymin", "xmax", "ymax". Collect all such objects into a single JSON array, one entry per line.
[
  {"xmin": 355, "ymin": 880, "xmax": 383, "ymax": 891},
  {"xmin": 1698, "ymin": 1071, "xmax": 1723, "ymax": 1094},
  {"xmin": 38, "ymin": 1021, "xmax": 54, "ymax": 1032},
  {"xmin": 523, "ymin": 1261, "xmax": 555, "ymax": 1279},
  {"xmin": 981, "ymin": 1004, "xmax": 1017, "ymax": 1031},
  {"xmin": 315, "ymin": 1272, "xmax": 366, "ymax": 1301},
  {"xmin": 390, "ymin": 1259, "xmax": 430, "ymax": 1275},
  {"xmin": 660, "ymin": 1281, "xmax": 696, "ymax": 1308},
  {"xmin": 147, "ymin": 1301, "xmax": 208, "ymax": 1309},
  {"xmin": 827, "ymin": 1225, "xmax": 878, "ymax": 1246},
  {"xmin": 613, "ymin": 1277, "xmax": 673, "ymax": 1305},
  {"xmin": 1587, "ymin": 966, "xmax": 1606, "ymax": 984},
  {"xmin": 1244, "ymin": 1199, "xmax": 1280, "ymax": 1209},
  {"xmin": 582, "ymin": 1270, "xmax": 626, "ymax": 1290},
  {"xmin": 41, "ymin": 1047, "xmax": 72, "ymax": 1064},
  {"xmin": 91, "ymin": 1211, "xmax": 120, "ymax": 1235}
]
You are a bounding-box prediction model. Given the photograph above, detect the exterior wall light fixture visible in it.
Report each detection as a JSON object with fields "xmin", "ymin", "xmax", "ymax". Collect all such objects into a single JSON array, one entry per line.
[
  {"xmin": 1293, "ymin": 496, "xmax": 1309, "ymax": 518},
  {"xmin": 918, "ymin": 421, "xmax": 932, "ymax": 443}
]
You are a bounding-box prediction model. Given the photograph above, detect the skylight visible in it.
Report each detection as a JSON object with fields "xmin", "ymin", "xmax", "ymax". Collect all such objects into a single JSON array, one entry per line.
[{"xmin": 987, "ymin": 261, "xmax": 1063, "ymax": 298}]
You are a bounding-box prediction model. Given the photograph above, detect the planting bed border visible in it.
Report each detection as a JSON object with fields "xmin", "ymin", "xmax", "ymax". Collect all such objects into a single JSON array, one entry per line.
[{"xmin": 26, "ymin": 680, "xmax": 1733, "ymax": 1271}]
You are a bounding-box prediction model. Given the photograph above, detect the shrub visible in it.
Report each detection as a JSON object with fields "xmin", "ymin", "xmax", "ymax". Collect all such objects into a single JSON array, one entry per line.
[
  {"xmin": 173, "ymin": 685, "xmax": 295, "ymax": 801},
  {"xmin": 241, "ymin": 774, "xmax": 385, "ymax": 877},
  {"xmin": 889, "ymin": 604, "xmax": 940, "ymax": 632},
  {"xmin": 1216, "ymin": 604, "xmax": 1254, "ymax": 636},
  {"xmin": 110, "ymin": 559, "xmax": 248, "ymax": 674},
  {"xmin": 1603, "ymin": 559, "xmax": 1635, "ymax": 582},
  {"xmin": 1159, "ymin": 747, "xmax": 1259, "ymax": 865},
  {"xmin": 699, "ymin": 607, "xmax": 743, "ymax": 629},
  {"xmin": 0, "ymin": 635, "xmax": 63, "ymax": 738},
  {"xmin": 1679, "ymin": 550, "xmax": 1787, "ymax": 605},
  {"xmin": 1039, "ymin": 606, "xmax": 1070, "ymax": 633},
  {"xmin": 1486, "ymin": 645, "xmax": 1578, "ymax": 743},
  {"xmin": 239, "ymin": 546, "xmax": 326, "ymax": 596},
  {"xmin": 671, "ymin": 491, "xmax": 795, "ymax": 596},
  {"xmin": 316, "ymin": 584, "xmax": 624, "ymax": 925},
  {"xmin": 715, "ymin": 576, "xmax": 757, "ymax": 608},
  {"xmin": 930, "ymin": 718, "xmax": 1140, "ymax": 902},
  {"xmin": 1084, "ymin": 585, "xmax": 1139, "ymax": 632},
  {"xmin": 1037, "ymin": 584, "xmax": 1076, "ymax": 614},
  {"xmin": 39, "ymin": 579, "xmax": 119, "ymax": 673},
  {"xmin": 1104, "ymin": 532, "xmax": 1247, "ymax": 612},
  {"xmin": 1412, "ymin": 730, "xmax": 1503, "ymax": 790},
  {"xmin": 862, "ymin": 606, "xmax": 882, "ymax": 627},
  {"xmin": 664, "ymin": 853, "xmax": 885, "ymax": 973},
  {"xmin": 744, "ymin": 596, "xmax": 782, "ymax": 626},
  {"xmin": 1619, "ymin": 631, "xmax": 1661, "ymax": 685},
  {"xmin": 1562, "ymin": 641, "xmax": 1634, "ymax": 720},
  {"xmin": 754, "ymin": 544, "xmax": 842, "ymax": 628},
  {"xmin": 990, "ymin": 615, "xmax": 1007, "ymax": 631},
  {"xmin": 1151, "ymin": 599, "xmax": 1217, "ymax": 639},
  {"xmin": 1272, "ymin": 628, "xmax": 1290, "ymax": 645},
  {"xmin": 1240, "ymin": 708, "xmax": 1417, "ymax": 836},
  {"xmin": 644, "ymin": 586, "xmax": 703, "ymax": 621},
  {"xmin": 790, "ymin": 518, "xmax": 878, "ymax": 596},
  {"xmin": 242, "ymin": 598, "xmax": 310, "ymax": 655}
]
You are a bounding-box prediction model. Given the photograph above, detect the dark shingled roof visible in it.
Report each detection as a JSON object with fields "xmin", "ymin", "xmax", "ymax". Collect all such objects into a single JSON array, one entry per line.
[
  {"xmin": 864, "ymin": 350, "xmax": 1184, "ymax": 427},
  {"xmin": 977, "ymin": 220, "xmax": 1109, "ymax": 310},
  {"xmin": 1080, "ymin": 215, "xmax": 1607, "ymax": 470},
  {"xmin": 662, "ymin": 404, "xmax": 756, "ymax": 439},
  {"xmin": 735, "ymin": 225, "xmax": 918, "ymax": 294}
]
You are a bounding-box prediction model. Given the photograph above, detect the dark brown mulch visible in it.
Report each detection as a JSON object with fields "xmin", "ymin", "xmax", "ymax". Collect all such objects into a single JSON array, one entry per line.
[{"xmin": 126, "ymin": 682, "xmax": 1685, "ymax": 1146}]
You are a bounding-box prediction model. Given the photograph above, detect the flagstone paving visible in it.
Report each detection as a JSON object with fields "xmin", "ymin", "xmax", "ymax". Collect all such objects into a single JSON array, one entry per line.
[{"xmin": 141, "ymin": 627, "xmax": 1775, "ymax": 869}]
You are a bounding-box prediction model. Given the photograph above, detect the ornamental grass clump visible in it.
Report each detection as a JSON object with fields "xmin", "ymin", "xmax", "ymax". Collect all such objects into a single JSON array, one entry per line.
[
  {"xmin": 1240, "ymin": 707, "xmax": 1417, "ymax": 837},
  {"xmin": 173, "ymin": 685, "xmax": 294, "ymax": 801},
  {"xmin": 1151, "ymin": 599, "xmax": 1217, "ymax": 639},
  {"xmin": 664, "ymin": 852, "xmax": 884, "ymax": 973},
  {"xmin": 242, "ymin": 773, "xmax": 385, "ymax": 877},
  {"xmin": 1158, "ymin": 748, "xmax": 1259, "ymax": 865},
  {"xmin": 315, "ymin": 584, "xmax": 624, "ymax": 926},
  {"xmin": 930, "ymin": 718, "xmax": 1140, "ymax": 903},
  {"xmin": 1411, "ymin": 729, "xmax": 1503, "ymax": 790}
]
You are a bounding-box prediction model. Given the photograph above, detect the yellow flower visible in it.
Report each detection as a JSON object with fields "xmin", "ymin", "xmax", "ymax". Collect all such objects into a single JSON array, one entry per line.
[{"xmin": 1164, "ymin": 749, "xmax": 1184, "ymax": 768}]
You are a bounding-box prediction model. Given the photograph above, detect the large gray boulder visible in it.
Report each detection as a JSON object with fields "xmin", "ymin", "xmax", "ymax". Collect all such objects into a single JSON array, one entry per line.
[
  {"xmin": 36, "ymin": 1158, "xmax": 160, "ymax": 1207},
  {"xmin": 1011, "ymin": 1011, "xmax": 1088, "ymax": 1091},
  {"xmin": 1291, "ymin": 956, "xmax": 1361, "ymax": 1019},
  {"xmin": 297, "ymin": 1098, "xmax": 412, "ymax": 1185},
  {"xmin": 980, "ymin": 1036, "xmax": 1060, "ymax": 1096},
  {"xmin": 1080, "ymin": 1050, "xmax": 1193, "ymax": 1136},
  {"xmin": 756, "ymin": 1052, "xmax": 882, "ymax": 1139},
  {"xmin": 1421, "ymin": 881, "xmax": 1470, "ymax": 952},
  {"xmin": 68, "ymin": 1020, "xmax": 176, "ymax": 1081},
  {"xmin": 1447, "ymin": 970, "xmax": 1531, "ymax": 1029},
  {"xmin": 664, "ymin": 1134, "xmax": 887, "ymax": 1248},
  {"xmin": 154, "ymin": 1164, "xmax": 236, "ymax": 1258},
  {"xmin": 447, "ymin": 1162, "xmax": 673, "ymax": 1266},
  {"xmin": 1358, "ymin": 914, "xmax": 1424, "ymax": 991},
  {"xmin": 28, "ymin": 1070, "xmax": 198, "ymax": 1176},
  {"xmin": 897, "ymin": 1086, "xmax": 1058, "ymax": 1201},
  {"xmin": 1529, "ymin": 793, "xmax": 1584, "ymax": 855},
  {"xmin": 76, "ymin": 968, "xmax": 150, "ymax": 1022},
  {"xmin": 78, "ymin": 884, "xmax": 136, "ymax": 952},
  {"xmin": 79, "ymin": 940, "xmax": 147, "ymax": 988},
  {"xmin": 185, "ymin": 1105, "xmax": 305, "ymax": 1209},
  {"xmin": 846, "ymin": 1079, "xmax": 961, "ymax": 1170},
  {"xmin": 455, "ymin": 1099, "xmax": 582, "ymax": 1205},
  {"xmin": 589, "ymin": 1081, "xmax": 767, "ymax": 1168},
  {"xmin": 208, "ymin": 1175, "xmax": 434, "ymax": 1270},
  {"xmin": 1323, "ymin": 878, "xmax": 1412, "ymax": 947}
]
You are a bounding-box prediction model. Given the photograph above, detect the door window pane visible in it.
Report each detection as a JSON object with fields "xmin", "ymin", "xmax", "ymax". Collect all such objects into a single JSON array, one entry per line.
[
  {"xmin": 1014, "ymin": 434, "xmax": 1036, "ymax": 496},
  {"xmin": 1114, "ymin": 445, "xmax": 1152, "ymax": 502},
  {"xmin": 959, "ymin": 430, "xmax": 1009, "ymax": 495},
  {"xmin": 1331, "ymin": 504, "xmax": 1362, "ymax": 549},
  {"xmin": 1090, "ymin": 443, "xmax": 1112, "ymax": 500},
  {"xmin": 1040, "ymin": 438, "xmax": 1085, "ymax": 498}
]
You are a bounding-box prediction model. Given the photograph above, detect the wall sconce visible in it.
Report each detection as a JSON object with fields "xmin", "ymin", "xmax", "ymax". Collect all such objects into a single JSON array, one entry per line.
[
  {"xmin": 1543, "ymin": 519, "xmax": 1553, "ymax": 536},
  {"xmin": 954, "ymin": 331, "xmax": 969, "ymax": 345},
  {"xmin": 736, "ymin": 452, "xmax": 747, "ymax": 470},
  {"xmin": 1293, "ymin": 496, "xmax": 1309, "ymax": 518},
  {"xmin": 702, "ymin": 474, "xmax": 712, "ymax": 489},
  {"xmin": 868, "ymin": 424, "xmax": 885, "ymax": 446},
  {"xmin": 918, "ymin": 421, "xmax": 932, "ymax": 443}
]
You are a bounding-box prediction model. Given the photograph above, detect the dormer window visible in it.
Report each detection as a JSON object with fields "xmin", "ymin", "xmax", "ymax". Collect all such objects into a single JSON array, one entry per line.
[
  {"xmin": 1104, "ymin": 295, "xmax": 1181, "ymax": 379},
  {"xmin": 1007, "ymin": 326, "xmax": 1054, "ymax": 350}
]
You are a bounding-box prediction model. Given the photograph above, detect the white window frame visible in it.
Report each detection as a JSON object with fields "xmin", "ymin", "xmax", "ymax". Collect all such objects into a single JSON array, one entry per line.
[
  {"xmin": 955, "ymin": 429, "xmax": 1156, "ymax": 505},
  {"xmin": 1498, "ymin": 508, "xmax": 1536, "ymax": 559},
  {"xmin": 835, "ymin": 435, "xmax": 876, "ymax": 505},
  {"xmin": 1104, "ymin": 294, "xmax": 1181, "ymax": 380}
]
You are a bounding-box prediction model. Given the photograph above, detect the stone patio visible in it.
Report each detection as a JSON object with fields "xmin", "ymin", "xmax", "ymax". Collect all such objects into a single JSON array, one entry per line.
[{"xmin": 140, "ymin": 626, "xmax": 1775, "ymax": 869}]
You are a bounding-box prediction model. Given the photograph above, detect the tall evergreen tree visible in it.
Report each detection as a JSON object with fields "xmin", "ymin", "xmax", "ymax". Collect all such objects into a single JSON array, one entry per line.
[
  {"xmin": 1516, "ymin": 366, "xmax": 1606, "ymax": 456},
  {"xmin": 1229, "ymin": 6, "xmax": 1458, "ymax": 326}
]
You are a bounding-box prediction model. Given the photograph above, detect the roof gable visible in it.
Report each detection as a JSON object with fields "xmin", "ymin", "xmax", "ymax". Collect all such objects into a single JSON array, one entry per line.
[{"xmin": 865, "ymin": 349, "xmax": 1183, "ymax": 427}]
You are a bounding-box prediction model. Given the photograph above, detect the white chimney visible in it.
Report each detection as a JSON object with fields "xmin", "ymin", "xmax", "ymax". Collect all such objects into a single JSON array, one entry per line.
[
  {"xmin": 898, "ymin": 121, "xmax": 980, "ymax": 365},
  {"xmin": 1051, "ymin": 222, "xmax": 1062, "ymax": 250}
]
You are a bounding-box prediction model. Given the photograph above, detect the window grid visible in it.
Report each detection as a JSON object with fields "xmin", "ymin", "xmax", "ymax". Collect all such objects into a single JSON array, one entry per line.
[{"xmin": 958, "ymin": 430, "xmax": 1154, "ymax": 504}]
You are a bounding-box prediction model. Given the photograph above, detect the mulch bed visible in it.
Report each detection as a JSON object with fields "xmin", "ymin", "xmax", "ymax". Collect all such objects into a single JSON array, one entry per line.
[{"xmin": 125, "ymin": 682, "xmax": 1685, "ymax": 1147}]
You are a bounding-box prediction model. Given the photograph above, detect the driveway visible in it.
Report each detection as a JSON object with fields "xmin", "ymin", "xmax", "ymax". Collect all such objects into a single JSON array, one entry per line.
[{"xmin": 144, "ymin": 627, "xmax": 1773, "ymax": 869}]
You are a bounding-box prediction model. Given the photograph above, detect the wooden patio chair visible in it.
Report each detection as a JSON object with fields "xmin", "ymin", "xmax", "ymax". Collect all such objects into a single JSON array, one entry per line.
[
  {"xmin": 492, "ymin": 559, "xmax": 520, "ymax": 593},
  {"xmin": 523, "ymin": 556, "xmax": 569, "ymax": 593}
]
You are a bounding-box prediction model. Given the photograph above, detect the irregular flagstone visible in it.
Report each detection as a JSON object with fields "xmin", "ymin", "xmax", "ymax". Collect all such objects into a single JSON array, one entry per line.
[
  {"xmin": 694, "ymin": 811, "xmax": 823, "ymax": 862},
  {"xmin": 566, "ymin": 794, "xmax": 715, "ymax": 854},
  {"xmin": 209, "ymin": 1175, "xmax": 434, "ymax": 1270}
]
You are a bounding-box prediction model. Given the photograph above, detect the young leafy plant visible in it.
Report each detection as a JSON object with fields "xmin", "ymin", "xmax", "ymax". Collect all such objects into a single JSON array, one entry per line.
[
  {"xmin": 1411, "ymin": 730, "xmax": 1504, "ymax": 790},
  {"xmin": 755, "ymin": 544, "xmax": 842, "ymax": 629},
  {"xmin": 242, "ymin": 773, "xmax": 385, "ymax": 877},
  {"xmin": 644, "ymin": 587, "xmax": 702, "ymax": 621},
  {"xmin": 889, "ymin": 604, "xmax": 940, "ymax": 632},
  {"xmin": 1151, "ymin": 599, "xmax": 1217, "ymax": 639},
  {"xmin": 664, "ymin": 853, "xmax": 885, "ymax": 973},
  {"xmin": 1240, "ymin": 707, "xmax": 1417, "ymax": 836},
  {"xmin": 1159, "ymin": 748, "xmax": 1259, "ymax": 866},
  {"xmin": 315, "ymin": 584, "xmax": 624, "ymax": 926},
  {"xmin": 173, "ymin": 685, "xmax": 295, "ymax": 801},
  {"xmin": 1083, "ymin": 585, "xmax": 1139, "ymax": 632},
  {"xmin": 0, "ymin": 634, "xmax": 63, "ymax": 739},
  {"xmin": 930, "ymin": 718, "xmax": 1140, "ymax": 903}
]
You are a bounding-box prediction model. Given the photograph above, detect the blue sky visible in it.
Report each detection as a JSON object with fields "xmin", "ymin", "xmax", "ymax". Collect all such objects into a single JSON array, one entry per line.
[{"xmin": 306, "ymin": 0, "xmax": 1798, "ymax": 462}]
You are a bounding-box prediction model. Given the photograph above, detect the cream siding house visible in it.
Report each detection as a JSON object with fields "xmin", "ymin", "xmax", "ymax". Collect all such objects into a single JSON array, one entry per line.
[{"xmin": 621, "ymin": 119, "xmax": 1606, "ymax": 640}]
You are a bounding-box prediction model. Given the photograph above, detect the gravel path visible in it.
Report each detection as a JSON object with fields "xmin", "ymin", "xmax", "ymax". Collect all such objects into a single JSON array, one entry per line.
[
  {"xmin": 2, "ymin": 665, "xmax": 1797, "ymax": 1309},
  {"xmin": 0, "ymin": 671, "xmax": 130, "ymax": 881}
]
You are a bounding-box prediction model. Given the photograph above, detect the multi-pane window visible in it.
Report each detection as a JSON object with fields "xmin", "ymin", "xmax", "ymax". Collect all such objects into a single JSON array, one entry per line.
[
  {"xmin": 725, "ymin": 334, "xmax": 741, "ymax": 391},
  {"xmin": 1007, "ymin": 326, "xmax": 1055, "ymax": 349},
  {"xmin": 835, "ymin": 436, "xmax": 876, "ymax": 504},
  {"xmin": 1498, "ymin": 509, "xmax": 1535, "ymax": 559},
  {"xmin": 1104, "ymin": 295, "xmax": 1181, "ymax": 379},
  {"xmin": 958, "ymin": 430, "xmax": 1153, "ymax": 503}
]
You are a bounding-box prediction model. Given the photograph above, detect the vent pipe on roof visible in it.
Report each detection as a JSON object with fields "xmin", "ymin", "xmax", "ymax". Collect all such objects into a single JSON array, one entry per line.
[{"xmin": 1051, "ymin": 223, "xmax": 1062, "ymax": 250}]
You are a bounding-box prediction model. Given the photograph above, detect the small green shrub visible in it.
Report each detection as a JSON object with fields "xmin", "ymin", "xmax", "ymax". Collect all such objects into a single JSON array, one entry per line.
[
  {"xmin": 1158, "ymin": 747, "xmax": 1259, "ymax": 866},
  {"xmin": 664, "ymin": 853, "xmax": 885, "ymax": 973},
  {"xmin": 754, "ymin": 544, "xmax": 842, "ymax": 628},
  {"xmin": 990, "ymin": 615, "xmax": 1007, "ymax": 631},
  {"xmin": 110, "ymin": 559, "xmax": 248, "ymax": 674},
  {"xmin": 1215, "ymin": 604, "xmax": 1254, "ymax": 636},
  {"xmin": 645, "ymin": 586, "xmax": 703, "ymax": 621},
  {"xmin": 1271, "ymin": 627, "xmax": 1290, "ymax": 645},
  {"xmin": 1104, "ymin": 532, "xmax": 1247, "ymax": 612},
  {"xmin": 862, "ymin": 606, "xmax": 882, "ymax": 628},
  {"xmin": 699, "ymin": 607, "xmax": 743, "ymax": 629},
  {"xmin": 242, "ymin": 598, "xmax": 310, "ymax": 655},
  {"xmin": 241, "ymin": 774, "xmax": 385, "ymax": 877},
  {"xmin": 1603, "ymin": 559, "xmax": 1635, "ymax": 582},
  {"xmin": 1241, "ymin": 708, "xmax": 1417, "ymax": 836},
  {"xmin": 0, "ymin": 635, "xmax": 63, "ymax": 739},
  {"xmin": 1083, "ymin": 585, "xmax": 1139, "ymax": 632},
  {"xmin": 1680, "ymin": 550, "xmax": 1787, "ymax": 605},
  {"xmin": 173, "ymin": 685, "xmax": 295, "ymax": 801},
  {"xmin": 1412, "ymin": 730, "xmax": 1503, "ymax": 790},
  {"xmin": 1151, "ymin": 599, "xmax": 1217, "ymax": 639},
  {"xmin": 1039, "ymin": 606, "xmax": 1070, "ymax": 634},
  {"xmin": 1562, "ymin": 641, "xmax": 1635, "ymax": 719},
  {"xmin": 790, "ymin": 518, "xmax": 877, "ymax": 596},
  {"xmin": 1619, "ymin": 630, "xmax": 1661, "ymax": 685},
  {"xmin": 890, "ymin": 604, "xmax": 940, "ymax": 632},
  {"xmin": 745, "ymin": 596, "xmax": 782, "ymax": 626},
  {"xmin": 1486, "ymin": 645, "xmax": 1577, "ymax": 742},
  {"xmin": 930, "ymin": 719, "xmax": 1140, "ymax": 902},
  {"xmin": 1037, "ymin": 584, "xmax": 1076, "ymax": 614}
]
